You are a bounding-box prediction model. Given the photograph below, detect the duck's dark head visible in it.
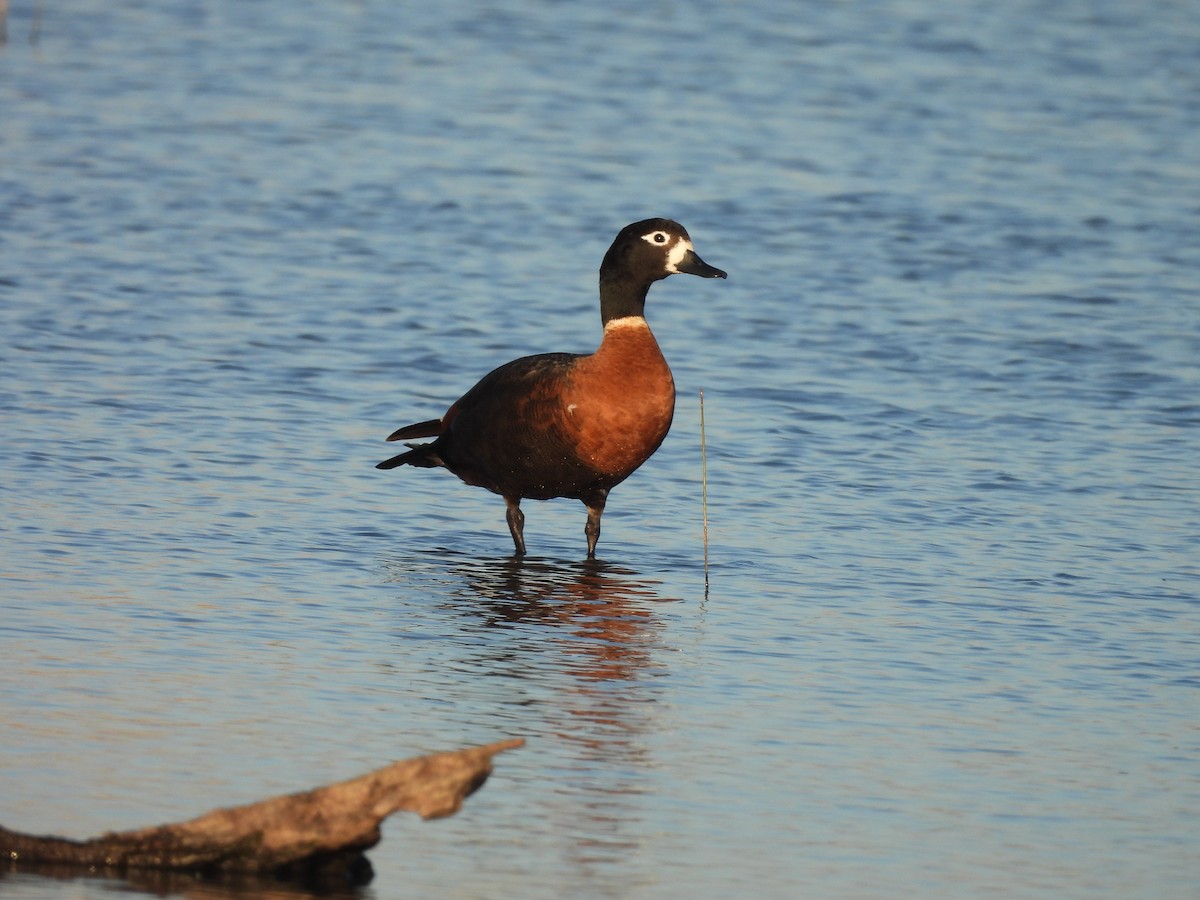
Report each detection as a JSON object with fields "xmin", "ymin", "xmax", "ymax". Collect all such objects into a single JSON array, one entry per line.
[{"xmin": 599, "ymin": 219, "xmax": 726, "ymax": 322}]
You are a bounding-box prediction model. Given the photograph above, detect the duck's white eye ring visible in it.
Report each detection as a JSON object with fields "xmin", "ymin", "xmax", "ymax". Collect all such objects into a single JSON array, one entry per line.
[{"xmin": 642, "ymin": 231, "xmax": 670, "ymax": 245}]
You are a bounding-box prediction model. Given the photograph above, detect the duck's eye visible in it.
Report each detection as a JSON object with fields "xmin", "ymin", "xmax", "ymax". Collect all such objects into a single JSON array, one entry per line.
[{"xmin": 642, "ymin": 231, "xmax": 670, "ymax": 245}]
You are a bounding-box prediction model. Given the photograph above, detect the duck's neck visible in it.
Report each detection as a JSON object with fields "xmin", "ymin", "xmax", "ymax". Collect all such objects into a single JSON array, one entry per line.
[{"xmin": 599, "ymin": 273, "xmax": 653, "ymax": 325}]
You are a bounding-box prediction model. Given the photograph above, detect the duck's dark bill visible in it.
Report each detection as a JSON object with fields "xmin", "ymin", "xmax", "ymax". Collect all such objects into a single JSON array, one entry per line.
[{"xmin": 677, "ymin": 250, "xmax": 728, "ymax": 279}]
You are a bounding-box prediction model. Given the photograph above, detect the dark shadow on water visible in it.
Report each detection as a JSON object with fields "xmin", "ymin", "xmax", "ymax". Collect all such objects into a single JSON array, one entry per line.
[{"xmin": 1, "ymin": 859, "xmax": 372, "ymax": 899}]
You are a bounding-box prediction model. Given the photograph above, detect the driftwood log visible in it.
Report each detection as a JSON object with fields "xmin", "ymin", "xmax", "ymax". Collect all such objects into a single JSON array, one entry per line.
[{"xmin": 1, "ymin": 738, "xmax": 523, "ymax": 888}]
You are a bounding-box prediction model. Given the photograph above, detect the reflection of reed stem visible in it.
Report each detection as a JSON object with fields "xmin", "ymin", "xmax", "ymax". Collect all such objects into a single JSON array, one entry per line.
[
  {"xmin": 700, "ymin": 389, "xmax": 709, "ymax": 588},
  {"xmin": 0, "ymin": 0, "xmax": 42, "ymax": 45}
]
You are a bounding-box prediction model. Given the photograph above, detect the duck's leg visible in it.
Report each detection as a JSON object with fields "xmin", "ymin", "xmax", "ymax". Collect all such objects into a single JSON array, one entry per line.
[
  {"xmin": 582, "ymin": 489, "xmax": 609, "ymax": 560},
  {"xmin": 505, "ymin": 497, "xmax": 526, "ymax": 556}
]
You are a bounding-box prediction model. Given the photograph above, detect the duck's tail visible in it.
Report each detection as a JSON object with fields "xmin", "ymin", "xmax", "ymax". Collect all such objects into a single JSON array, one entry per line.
[{"xmin": 376, "ymin": 417, "xmax": 445, "ymax": 469}]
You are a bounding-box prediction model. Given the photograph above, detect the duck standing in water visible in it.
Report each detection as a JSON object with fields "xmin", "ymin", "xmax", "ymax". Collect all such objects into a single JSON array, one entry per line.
[{"xmin": 376, "ymin": 218, "xmax": 727, "ymax": 558}]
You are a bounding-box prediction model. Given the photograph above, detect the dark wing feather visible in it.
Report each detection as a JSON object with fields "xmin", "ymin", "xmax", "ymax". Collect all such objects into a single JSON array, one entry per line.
[
  {"xmin": 383, "ymin": 353, "xmax": 580, "ymax": 444},
  {"xmin": 448, "ymin": 353, "xmax": 580, "ymax": 417},
  {"xmin": 376, "ymin": 444, "xmax": 442, "ymax": 469}
]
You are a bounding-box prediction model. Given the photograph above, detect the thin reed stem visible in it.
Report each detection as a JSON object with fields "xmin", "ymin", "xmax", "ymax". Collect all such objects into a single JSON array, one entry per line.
[{"xmin": 700, "ymin": 388, "xmax": 709, "ymax": 589}]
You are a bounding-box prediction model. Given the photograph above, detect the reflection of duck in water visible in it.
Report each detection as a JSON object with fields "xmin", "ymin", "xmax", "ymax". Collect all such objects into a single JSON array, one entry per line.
[
  {"xmin": 381, "ymin": 551, "xmax": 678, "ymax": 689},
  {"xmin": 446, "ymin": 557, "xmax": 676, "ymax": 772},
  {"xmin": 376, "ymin": 219, "xmax": 726, "ymax": 559},
  {"xmin": 455, "ymin": 557, "xmax": 673, "ymax": 684},
  {"xmin": 383, "ymin": 552, "xmax": 677, "ymax": 866}
]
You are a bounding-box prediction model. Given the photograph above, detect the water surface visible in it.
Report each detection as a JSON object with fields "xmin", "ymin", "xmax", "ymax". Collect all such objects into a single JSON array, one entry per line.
[{"xmin": 2, "ymin": 1, "xmax": 1198, "ymax": 897}]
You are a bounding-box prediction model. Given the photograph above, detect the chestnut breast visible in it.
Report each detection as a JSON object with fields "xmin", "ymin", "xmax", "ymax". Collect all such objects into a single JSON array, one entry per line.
[{"xmin": 561, "ymin": 318, "xmax": 675, "ymax": 480}]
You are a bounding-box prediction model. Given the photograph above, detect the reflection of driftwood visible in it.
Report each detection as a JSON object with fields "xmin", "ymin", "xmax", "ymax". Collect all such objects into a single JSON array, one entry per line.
[{"xmin": 2, "ymin": 738, "xmax": 522, "ymax": 885}]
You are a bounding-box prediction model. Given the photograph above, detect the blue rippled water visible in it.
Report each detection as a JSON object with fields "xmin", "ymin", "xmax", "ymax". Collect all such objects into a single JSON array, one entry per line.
[{"xmin": 2, "ymin": 1, "xmax": 1198, "ymax": 897}]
